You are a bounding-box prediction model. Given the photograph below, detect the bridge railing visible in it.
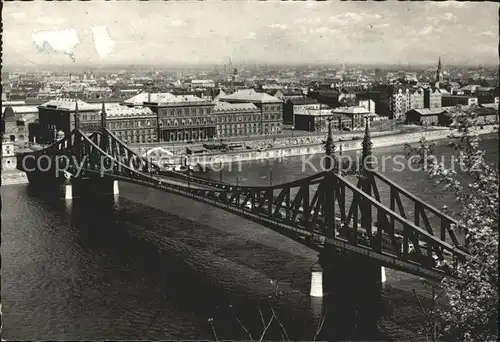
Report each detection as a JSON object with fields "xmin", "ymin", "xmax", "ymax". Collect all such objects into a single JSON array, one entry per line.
[
  {"xmin": 330, "ymin": 172, "xmax": 468, "ymax": 267},
  {"xmin": 371, "ymin": 171, "xmax": 461, "ymax": 247},
  {"xmin": 19, "ymin": 128, "xmax": 468, "ymax": 279}
]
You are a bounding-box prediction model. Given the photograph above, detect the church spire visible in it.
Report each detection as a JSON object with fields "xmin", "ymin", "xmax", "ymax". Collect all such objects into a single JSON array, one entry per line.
[{"xmin": 436, "ymin": 56, "xmax": 443, "ymax": 83}]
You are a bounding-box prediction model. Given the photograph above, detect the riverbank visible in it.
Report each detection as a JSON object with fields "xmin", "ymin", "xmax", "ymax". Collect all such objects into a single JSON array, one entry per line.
[
  {"xmin": 1, "ymin": 170, "xmax": 29, "ymax": 186},
  {"xmin": 3, "ymin": 125, "xmax": 497, "ymax": 185},
  {"xmin": 130, "ymin": 125, "xmax": 422, "ymax": 157},
  {"xmin": 179, "ymin": 125, "xmax": 498, "ymax": 167}
]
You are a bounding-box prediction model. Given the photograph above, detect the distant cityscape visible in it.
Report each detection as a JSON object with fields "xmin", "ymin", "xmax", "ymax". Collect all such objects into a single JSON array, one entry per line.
[
  {"xmin": 2, "ymin": 58, "xmax": 498, "ymax": 150},
  {"xmin": 2, "ymin": 2, "xmax": 499, "ymax": 341}
]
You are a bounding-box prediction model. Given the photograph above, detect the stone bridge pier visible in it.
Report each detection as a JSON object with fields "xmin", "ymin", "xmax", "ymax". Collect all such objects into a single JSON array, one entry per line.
[
  {"xmin": 309, "ymin": 248, "xmax": 387, "ymax": 340},
  {"xmin": 310, "ymin": 247, "xmax": 386, "ymax": 298},
  {"xmin": 27, "ymin": 172, "xmax": 119, "ymax": 200},
  {"xmin": 65, "ymin": 177, "xmax": 119, "ymax": 200}
]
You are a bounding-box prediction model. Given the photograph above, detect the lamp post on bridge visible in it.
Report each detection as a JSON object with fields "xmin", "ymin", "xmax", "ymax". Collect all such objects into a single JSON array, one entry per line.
[
  {"xmin": 324, "ymin": 117, "xmax": 337, "ymax": 172},
  {"xmin": 101, "ymin": 102, "xmax": 107, "ymax": 130},
  {"xmin": 74, "ymin": 100, "xmax": 80, "ymax": 131}
]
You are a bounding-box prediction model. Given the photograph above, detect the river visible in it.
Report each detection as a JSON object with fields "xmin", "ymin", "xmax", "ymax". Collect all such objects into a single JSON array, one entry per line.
[{"xmin": 2, "ymin": 134, "xmax": 498, "ymax": 340}]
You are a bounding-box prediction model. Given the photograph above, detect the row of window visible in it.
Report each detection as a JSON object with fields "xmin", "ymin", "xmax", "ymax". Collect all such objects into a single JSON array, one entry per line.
[
  {"xmin": 215, "ymin": 113, "xmax": 281, "ymax": 123},
  {"xmin": 216, "ymin": 125, "xmax": 282, "ymax": 138},
  {"xmin": 111, "ymin": 128, "xmax": 155, "ymax": 135},
  {"xmin": 112, "ymin": 129, "xmax": 156, "ymax": 144},
  {"xmin": 107, "ymin": 120, "xmax": 155, "ymax": 129},
  {"xmin": 263, "ymin": 105, "xmax": 282, "ymax": 111},
  {"xmin": 159, "ymin": 107, "xmax": 212, "ymax": 117},
  {"xmin": 159, "ymin": 118, "xmax": 212, "ymax": 127}
]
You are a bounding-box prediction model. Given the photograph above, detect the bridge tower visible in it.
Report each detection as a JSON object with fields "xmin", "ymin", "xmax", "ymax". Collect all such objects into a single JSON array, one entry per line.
[
  {"xmin": 310, "ymin": 118, "xmax": 337, "ymax": 297},
  {"xmin": 360, "ymin": 118, "xmax": 386, "ymax": 283},
  {"xmin": 100, "ymin": 102, "xmax": 119, "ymax": 196},
  {"xmin": 63, "ymin": 101, "xmax": 81, "ymax": 200},
  {"xmin": 310, "ymin": 118, "xmax": 386, "ymax": 302}
]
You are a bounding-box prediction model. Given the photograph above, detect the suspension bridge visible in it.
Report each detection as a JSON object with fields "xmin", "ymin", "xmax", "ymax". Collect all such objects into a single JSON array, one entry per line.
[{"xmin": 16, "ymin": 108, "xmax": 469, "ymax": 296}]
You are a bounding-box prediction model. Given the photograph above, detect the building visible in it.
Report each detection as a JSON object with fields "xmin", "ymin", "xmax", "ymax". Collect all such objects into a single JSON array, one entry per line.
[
  {"xmin": 282, "ymin": 97, "xmax": 319, "ymax": 125},
  {"xmin": 476, "ymin": 87, "xmax": 499, "ymax": 104},
  {"xmin": 1, "ymin": 102, "xmax": 38, "ymax": 143},
  {"xmin": 387, "ymin": 86, "xmax": 426, "ymax": 119},
  {"xmin": 332, "ymin": 106, "xmax": 373, "ymax": 130},
  {"xmin": 315, "ymin": 89, "xmax": 355, "ymax": 108},
  {"xmin": 1, "ymin": 140, "xmax": 16, "ymax": 171},
  {"xmin": 410, "ymin": 88, "xmax": 425, "ymax": 109},
  {"xmin": 405, "ymin": 108, "xmax": 449, "ymax": 126},
  {"xmin": 2, "ymin": 105, "xmax": 39, "ymax": 119},
  {"xmin": 104, "ymin": 104, "xmax": 157, "ymax": 144},
  {"xmin": 36, "ymin": 99, "xmax": 101, "ymax": 143},
  {"xmin": 424, "ymin": 87, "xmax": 443, "ymax": 108},
  {"xmin": 142, "ymin": 93, "xmax": 216, "ymax": 142},
  {"xmin": 389, "ymin": 88, "xmax": 411, "ymax": 119},
  {"xmin": 357, "ymin": 97, "xmax": 376, "ymax": 113},
  {"xmin": 35, "ymin": 98, "xmax": 160, "ymax": 144},
  {"xmin": 456, "ymin": 84, "xmax": 478, "ymax": 96},
  {"xmin": 358, "ymin": 90, "xmax": 391, "ymax": 118},
  {"xmin": 293, "ymin": 107, "xmax": 338, "ymax": 132},
  {"xmin": 218, "ymin": 89, "xmax": 282, "ymax": 135},
  {"xmin": 191, "ymin": 80, "xmax": 216, "ymax": 88},
  {"xmin": 213, "ymin": 101, "xmax": 261, "ymax": 138},
  {"xmin": 442, "ymin": 95, "xmax": 478, "ymax": 107},
  {"xmin": 475, "ymin": 106, "xmax": 499, "ymax": 125}
]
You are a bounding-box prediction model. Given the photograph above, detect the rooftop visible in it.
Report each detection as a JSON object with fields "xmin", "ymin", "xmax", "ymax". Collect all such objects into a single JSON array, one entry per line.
[
  {"xmin": 106, "ymin": 105, "xmax": 155, "ymax": 118},
  {"xmin": 39, "ymin": 98, "xmax": 101, "ymax": 111},
  {"xmin": 2, "ymin": 105, "xmax": 39, "ymax": 114},
  {"xmin": 17, "ymin": 113, "xmax": 38, "ymax": 123},
  {"xmin": 480, "ymin": 103, "xmax": 499, "ymax": 110},
  {"xmin": 408, "ymin": 108, "xmax": 448, "ymax": 116},
  {"xmin": 287, "ymin": 97, "xmax": 318, "ymax": 105},
  {"xmin": 332, "ymin": 106, "xmax": 371, "ymax": 115},
  {"xmin": 214, "ymin": 101, "xmax": 258, "ymax": 112},
  {"xmin": 219, "ymin": 89, "xmax": 282, "ymax": 103},
  {"xmin": 294, "ymin": 108, "xmax": 333, "ymax": 116},
  {"xmin": 124, "ymin": 92, "xmax": 211, "ymax": 106},
  {"xmin": 442, "ymin": 94, "xmax": 477, "ymax": 99}
]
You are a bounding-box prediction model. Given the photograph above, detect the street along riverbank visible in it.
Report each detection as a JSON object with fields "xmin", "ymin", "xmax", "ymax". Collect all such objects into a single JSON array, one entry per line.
[{"xmin": 152, "ymin": 125, "xmax": 498, "ymax": 168}]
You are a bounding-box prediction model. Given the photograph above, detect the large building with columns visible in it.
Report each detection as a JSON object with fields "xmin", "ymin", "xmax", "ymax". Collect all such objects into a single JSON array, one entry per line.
[
  {"xmin": 218, "ymin": 89, "xmax": 283, "ymax": 135},
  {"xmin": 35, "ymin": 98, "xmax": 157, "ymax": 144},
  {"xmin": 213, "ymin": 101, "xmax": 262, "ymax": 138},
  {"xmin": 125, "ymin": 92, "xmax": 216, "ymax": 142}
]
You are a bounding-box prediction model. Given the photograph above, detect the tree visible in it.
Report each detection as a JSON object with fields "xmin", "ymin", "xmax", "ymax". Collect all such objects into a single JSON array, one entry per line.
[
  {"xmin": 207, "ymin": 280, "xmax": 327, "ymax": 341},
  {"xmin": 405, "ymin": 105, "xmax": 498, "ymax": 341}
]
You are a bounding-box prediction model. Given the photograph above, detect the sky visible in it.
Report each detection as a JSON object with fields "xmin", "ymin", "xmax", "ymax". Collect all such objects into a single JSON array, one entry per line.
[{"xmin": 3, "ymin": 0, "xmax": 499, "ymax": 67}]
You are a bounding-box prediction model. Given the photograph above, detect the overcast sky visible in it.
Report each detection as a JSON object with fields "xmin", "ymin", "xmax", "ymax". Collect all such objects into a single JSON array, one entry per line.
[{"xmin": 3, "ymin": 1, "xmax": 499, "ymax": 67}]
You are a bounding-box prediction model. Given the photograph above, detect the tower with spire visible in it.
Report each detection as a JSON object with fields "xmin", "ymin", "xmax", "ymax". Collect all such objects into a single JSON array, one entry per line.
[
  {"xmin": 101, "ymin": 102, "xmax": 107, "ymax": 129},
  {"xmin": 323, "ymin": 118, "xmax": 336, "ymax": 171},
  {"xmin": 74, "ymin": 100, "xmax": 80, "ymax": 130},
  {"xmin": 435, "ymin": 57, "xmax": 443, "ymax": 84}
]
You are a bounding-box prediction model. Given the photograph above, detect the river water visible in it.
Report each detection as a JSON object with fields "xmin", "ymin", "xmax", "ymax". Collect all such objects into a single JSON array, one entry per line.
[{"xmin": 2, "ymin": 134, "xmax": 498, "ymax": 341}]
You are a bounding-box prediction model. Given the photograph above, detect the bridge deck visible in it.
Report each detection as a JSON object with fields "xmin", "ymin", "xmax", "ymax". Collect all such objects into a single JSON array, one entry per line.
[{"xmin": 17, "ymin": 128, "xmax": 468, "ymax": 281}]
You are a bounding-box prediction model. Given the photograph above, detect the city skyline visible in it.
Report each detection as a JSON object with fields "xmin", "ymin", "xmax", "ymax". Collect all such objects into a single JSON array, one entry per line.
[{"xmin": 3, "ymin": 1, "xmax": 499, "ymax": 68}]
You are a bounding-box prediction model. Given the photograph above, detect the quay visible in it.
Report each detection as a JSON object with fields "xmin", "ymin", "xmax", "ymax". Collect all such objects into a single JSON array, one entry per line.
[
  {"xmin": 130, "ymin": 125, "xmax": 498, "ymax": 168},
  {"xmin": 2, "ymin": 124, "xmax": 497, "ymax": 186}
]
